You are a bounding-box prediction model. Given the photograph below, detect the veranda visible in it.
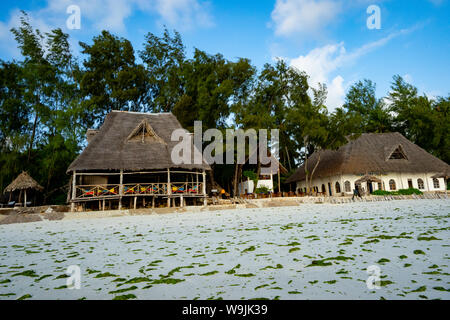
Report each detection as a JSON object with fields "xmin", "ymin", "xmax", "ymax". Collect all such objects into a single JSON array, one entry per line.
[{"xmin": 69, "ymin": 169, "xmax": 207, "ymax": 212}]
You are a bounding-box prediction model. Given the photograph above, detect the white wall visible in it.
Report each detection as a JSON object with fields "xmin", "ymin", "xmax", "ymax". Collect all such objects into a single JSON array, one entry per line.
[
  {"xmin": 238, "ymin": 176, "xmax": 274, "ymax": 194},
  {"xmin": 295, "ymin": 172, "xmax": 446, "ymax": 196}
]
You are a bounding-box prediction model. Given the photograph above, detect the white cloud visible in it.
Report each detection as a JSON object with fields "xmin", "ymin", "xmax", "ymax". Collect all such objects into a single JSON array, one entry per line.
[
  {"xmin": 289, "ymin": 29, "xmax": 415, "ymax": 110},
  {"xmin": 271, "ymin": 0, "xmax": 341, "ymax": 37},
  {"xmin": 149, "ymin": 0, "xmax": 214, "ymax": 29},
  {"xmin": 0, "ymin": 0, "xmax": 213, "ymax": 59}
]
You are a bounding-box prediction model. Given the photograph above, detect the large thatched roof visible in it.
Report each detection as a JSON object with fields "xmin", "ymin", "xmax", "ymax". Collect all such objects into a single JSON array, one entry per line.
[
  {"xmin": 67, "ymin": 111, "xmax": 211, "ymax": 173},
  {"xmin": 286, "ymin": 132, "xmax": 449, "ymax": 183},
  {"xmin": 4, "ymin": 171, "xmax": 43, "ymax": 193}
]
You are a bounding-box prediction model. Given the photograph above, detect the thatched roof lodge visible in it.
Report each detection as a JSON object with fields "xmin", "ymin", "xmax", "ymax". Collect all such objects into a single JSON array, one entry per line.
[
  {"xmin": 67, "ymin": 111, "xmax": 210, "ymax": 211},
  {"xmin": 4, "ymin": 171, "xmax": 43, "ymax": 207},
  {"xmin": 286, "ymin": 132, "xmax": 449, "ymax": 196}
]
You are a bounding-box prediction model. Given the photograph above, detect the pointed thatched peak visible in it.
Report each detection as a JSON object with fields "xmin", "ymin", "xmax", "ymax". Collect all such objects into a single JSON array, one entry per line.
[{"xmin": 4, "ymin": 171, "xmax": 44, "ymax": 193}]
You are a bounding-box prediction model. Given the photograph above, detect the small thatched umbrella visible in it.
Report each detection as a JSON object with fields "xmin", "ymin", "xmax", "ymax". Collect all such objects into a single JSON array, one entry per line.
[
  {"xmin": 432, "ymin": 167, "xmax": 449, "ymax": 197},
  {"xmin": 4, "ymin": 171, "xmax": 43, "ymax": 207}
]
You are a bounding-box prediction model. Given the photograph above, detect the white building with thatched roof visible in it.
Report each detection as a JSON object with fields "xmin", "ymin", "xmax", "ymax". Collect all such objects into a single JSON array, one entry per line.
[{"xmin": 286, "ymin": 133, "xmax": 449, "ymax": 196}]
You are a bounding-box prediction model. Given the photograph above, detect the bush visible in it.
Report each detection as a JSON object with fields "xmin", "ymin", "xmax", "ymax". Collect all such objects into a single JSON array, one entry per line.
[
  {"xmin": 372, "ymin": 190, "xmax": 391, "ymax": 196},
  {"xmin": 255, "ymin": 186, "xmax": 271, "ymax": 194},
  {"xmin": 372, "ymin": 188, "xmax": 423, "ymax": 196}
]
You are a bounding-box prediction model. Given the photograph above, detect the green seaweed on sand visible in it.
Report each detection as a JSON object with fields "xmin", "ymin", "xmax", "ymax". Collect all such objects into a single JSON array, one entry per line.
[
  {"xmin": 225, "ymin": 264, "xmax": 241, "ymax": 275},
  {"xmin": 306, "ymin": 260, "xmax": 332, "ymax": 267},
  {"xmin": 377, "ymin": 258, "xmax": 390, "ymax": 264},
  {"xmin": 95, "ymin": 272, "xmax": 117, "ymax": 278},
  {"xmin": 152, "ymin": 278, "xmax": 185, "ymax": 284},
  {"xmin": 109, "ymin": 286, "xmax": 138, "ymax": 294},
  {"xmin": 199, "ymin": 270, "xmax": 219, "ymax": 276},
  {"xmin": 12, "ymin": 270, "xmax": 38, "ymax": 278},
  {"xmin": 112, "ymin": 294, "xmax": 136, "ymax": 300},
  {"xmin": 241, "ymin": 246, "xmax": 256, "ymax": 253},
  {"xmin": 417, "ymin": 236, "xmax": 441, "ymax": 241}
]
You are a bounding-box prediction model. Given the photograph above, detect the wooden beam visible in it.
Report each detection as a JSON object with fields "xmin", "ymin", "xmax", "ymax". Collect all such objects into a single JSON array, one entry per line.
[
  {"xmin": 167, "ymin": 168, "xmax": 171, "ymax": 208},
  {"xmin": 202, "ymin": 169, "xmax": 207, "ymax": 206},
  {"xmin": 119, "ymin": 170, "xmax": 123, "ymax": 210},
  {"xmin": 71, "ymin": 171, "xmax": 76, "ymax": 212}
]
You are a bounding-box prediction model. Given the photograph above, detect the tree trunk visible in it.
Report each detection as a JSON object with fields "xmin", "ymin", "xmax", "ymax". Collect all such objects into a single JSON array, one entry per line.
[
  {"xmin": 303, "ymin": 137, "xmax": 310, "ymax": 194},
  {"xmin": 233, "ymin": 163, "xmax": 241, "ymax": 198},
  {"xmin": 27, "ymin": 110, "xmax": 39, "ymax": 163},
  {"xmin": 285, "ymin": 146, "xmax": 292, "ymax": 171},
  {"xmin": 208, "ymin": 165, "xmax": 216, "ymax": 189},
  {"xmin": 309, "ymin": 151, "xmax": 321, "ymax": 195}
]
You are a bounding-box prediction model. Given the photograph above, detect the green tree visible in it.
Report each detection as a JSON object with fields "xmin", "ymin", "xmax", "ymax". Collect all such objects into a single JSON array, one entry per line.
[{"xmin": 79, "ymin": 30, "xmax": 147, "ymax": 123}]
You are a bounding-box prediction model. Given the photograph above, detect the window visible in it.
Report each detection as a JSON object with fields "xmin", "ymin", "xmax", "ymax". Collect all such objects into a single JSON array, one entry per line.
[
  {"xmin": 335, "ymin": 182, "xmax": 341, "ymax": 193},
  {"xmin": 389, "ymin": 146, "xmax": 407, "ymax": 160},
  {"xmin": 378, "ymin": 182, "xmax": 383, "ymax": 191},
  {"xmin": 417, "ymin": 179, "xmax": 424, "ymax": 190},
  {"xmin": 433, "ymin": 178, "xmax": 440, "ymax": 189},
  {"xmin": 389, "ymin": 179, "xmax": 396, "ymax": 191},
  {"xmin": 344, "ymin": 181, "xmax": 351, "ymax": 192}
]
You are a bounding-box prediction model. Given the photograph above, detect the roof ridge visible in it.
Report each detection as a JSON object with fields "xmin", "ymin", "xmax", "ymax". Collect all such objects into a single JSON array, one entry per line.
[{"xmin": 111, "ymin": 110, "xmax": 173, "ymax": 115}]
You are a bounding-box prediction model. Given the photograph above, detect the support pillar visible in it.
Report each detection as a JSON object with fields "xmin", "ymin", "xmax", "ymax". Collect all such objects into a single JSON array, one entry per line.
[
  {"xmin": 119, "ymin": 170, "xmax": 123, "ymax": 210},
  {"xmin": 167, "ymin": 168, "xmax": 171, "ymax": 208},
  {"xmin": 202, "ymin": 169, "xmax": 207, "ymax": 206},
  {"xmin": 134, "ymin": 196, "xmax": 137, "ymax": 210},
  {"xmin": 71, "ymin": 171, "xmax": 76, "ymax": 212},
  {"xmin": 152, "ymin": 196, "xmax": 155, "ymax": 208}
]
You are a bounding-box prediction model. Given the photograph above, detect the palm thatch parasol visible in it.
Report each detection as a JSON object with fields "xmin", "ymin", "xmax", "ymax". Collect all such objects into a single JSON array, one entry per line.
[{"xmin": 4, "ymin": 171, "xmax": 43, "ymax": 207}]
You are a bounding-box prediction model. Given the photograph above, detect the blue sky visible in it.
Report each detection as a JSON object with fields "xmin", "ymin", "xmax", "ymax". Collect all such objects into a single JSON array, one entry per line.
[{"xmin": 0, "ymin": 0, "xmax": 449, "ymax": 109}]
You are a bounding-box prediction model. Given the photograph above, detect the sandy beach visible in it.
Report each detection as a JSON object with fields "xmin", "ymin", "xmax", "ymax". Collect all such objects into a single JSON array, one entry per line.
[{"xmin": 0, "ymin": 199, "xmax": 448, "ymax": 300}]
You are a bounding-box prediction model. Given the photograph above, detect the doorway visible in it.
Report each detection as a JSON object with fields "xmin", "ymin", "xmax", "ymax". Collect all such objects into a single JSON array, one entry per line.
[{"xmin": 408, "ymin": 179, "xmax": 413, "ymax": 189}]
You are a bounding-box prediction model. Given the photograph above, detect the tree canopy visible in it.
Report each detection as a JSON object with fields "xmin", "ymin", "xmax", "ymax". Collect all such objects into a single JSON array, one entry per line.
[{"xmin": 0, "ymin": 13, "xmax": 448, "ymax": 203}]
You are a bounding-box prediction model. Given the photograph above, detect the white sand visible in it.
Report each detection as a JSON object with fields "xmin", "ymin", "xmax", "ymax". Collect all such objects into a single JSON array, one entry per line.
[{"xmin": 0, "ymin": 199, "xmax": 449, "ymax": 300}]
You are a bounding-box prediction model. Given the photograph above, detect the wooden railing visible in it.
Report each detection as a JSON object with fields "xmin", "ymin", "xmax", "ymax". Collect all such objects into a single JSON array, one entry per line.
[
  {"xmin": 75, "ymin": 182, "xmax": 203, "ymax": 199},
  {"xmin": 76, "ymin": 185, "xmax": 120, "ymax": 199}
]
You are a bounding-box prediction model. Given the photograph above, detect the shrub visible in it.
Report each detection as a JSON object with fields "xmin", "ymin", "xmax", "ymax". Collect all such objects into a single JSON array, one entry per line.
[
  {"xmin": 255, "ymin": 186, "xmax": 271, "ymax": 194},
  {"xmin": 372, "ymin": 190, "xmax": 391, "ymax": 196},
  {"xmin": 372, "ymin": 188, "xmax": 423, "ymax": 196}
]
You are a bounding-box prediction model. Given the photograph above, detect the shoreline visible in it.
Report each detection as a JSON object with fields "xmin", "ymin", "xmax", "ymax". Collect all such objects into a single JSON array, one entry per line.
[{"xmin": 0, "ymin": 193, "xmax": 448, "ymax": 226}]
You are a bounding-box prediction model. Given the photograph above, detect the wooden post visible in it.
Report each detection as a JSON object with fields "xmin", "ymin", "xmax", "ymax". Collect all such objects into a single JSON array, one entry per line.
[
  {"xmin": 119, "ymin": 170, "xmax": 123, "ymax": 210},
  {"xmin": 180, "ymin": 195, "xmax": 183, "ymax": 207},
  {"xmin": 24, "ymin": 189, "xmax": 27, "ymax": 207},
  {"xmin": 71, "ymin": 171, "xmax": 76, "ymax": 212},
  {"xmin": 152, "ymin": 196, "xmax": 155, "ymax": 208},
  {"xmin": 202, "ymin": 170, "xmax": 207, "ymax": 206},
  {"xmin": 134, "ymin": 196, "xmax": 137, "ymax": 210},
  {"xmin": 102, "ymin": 199, "xmax": 105, "ymax": 211},
  {"xmin": 143, "ymin": 197, "xmax": 146, "ymax": 208},
  {"xmin": 278, "ymin": 170, "xmax": 281, "ymax": 194},
  {"xmin": 167, "ymin": 168, "xmax": 171, "ymax": 208}
]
